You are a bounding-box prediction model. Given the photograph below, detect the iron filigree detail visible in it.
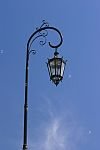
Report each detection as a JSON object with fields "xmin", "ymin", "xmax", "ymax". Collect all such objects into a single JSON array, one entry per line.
[
  {"xmin": 28, "ymin": 21, "xmax": 49, "ymax": 54},
  {"xmin": 27, "ymin": 20, "xmax": 63, "ymax": 56}
]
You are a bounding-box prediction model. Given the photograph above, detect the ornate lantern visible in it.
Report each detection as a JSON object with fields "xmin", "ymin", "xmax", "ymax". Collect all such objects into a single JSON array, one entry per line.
[{"xmin": 47, "ymin": 50, "xmax": 67, "ymax": 86}]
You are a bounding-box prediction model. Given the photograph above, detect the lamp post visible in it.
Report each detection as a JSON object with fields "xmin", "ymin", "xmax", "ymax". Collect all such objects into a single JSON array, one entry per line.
[{"xmin": 22, "ymin": 20, "xmax": 67, "ymax": 150}]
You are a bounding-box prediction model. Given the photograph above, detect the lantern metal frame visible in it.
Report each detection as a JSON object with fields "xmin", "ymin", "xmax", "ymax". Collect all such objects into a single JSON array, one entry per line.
[
  {"xmin": 22, "ymin": 20, "xmax": 66, "ymax": 150},
  {"xmin": 47, "ymin": 50, "xmax": 66, "ymax": 86}
]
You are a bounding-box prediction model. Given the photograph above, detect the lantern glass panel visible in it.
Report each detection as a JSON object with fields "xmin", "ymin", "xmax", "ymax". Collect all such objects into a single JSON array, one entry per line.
[
  {"xmin": 61, "ymin": 61, "xmax": 65, "ymax": 77},
  {"xmin": 50, "ymin": 60, "xmax": 55, "ymax": 76},
  {"xmin": 47, "ymin": 62, "xmax": 51, "ymax": 76},
  {"xmin": 56, "ymin": 59, "xmax": 61, "ymax": 76}
]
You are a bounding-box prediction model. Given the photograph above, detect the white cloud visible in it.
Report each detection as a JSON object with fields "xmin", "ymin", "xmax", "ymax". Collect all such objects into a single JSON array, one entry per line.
[
  {"xmin": 30, "ymin": 97, "xmax": 85, "ymax": 150},
  {"xmin": 44, "ymin": 119, "xmax": 65, "ymax": 150},
  {"xmin": 0, "ymin": 49, "xmax": 4, "ymax": 54}
]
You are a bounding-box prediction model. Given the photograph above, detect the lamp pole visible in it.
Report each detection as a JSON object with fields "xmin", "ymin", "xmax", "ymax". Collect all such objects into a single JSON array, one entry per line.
[{"xmin": 22, "ymin": 20, "xmax": 66, "ymax": 150}]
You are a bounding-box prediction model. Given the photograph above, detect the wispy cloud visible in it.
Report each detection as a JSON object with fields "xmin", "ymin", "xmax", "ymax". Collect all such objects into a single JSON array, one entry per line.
[
  {"xmin": 45, "ymin": 119, "xmax": 65, "ymax": 150},
  {"xmin": 30, "ymin": 96, "xmax": 85, "ymax": 150}
]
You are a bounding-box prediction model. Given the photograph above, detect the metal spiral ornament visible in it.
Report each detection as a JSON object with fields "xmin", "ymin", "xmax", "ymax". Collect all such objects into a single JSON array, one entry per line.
[{"xmin": 27, "ymin": 20, "xmax": 63, "ymax": 55}]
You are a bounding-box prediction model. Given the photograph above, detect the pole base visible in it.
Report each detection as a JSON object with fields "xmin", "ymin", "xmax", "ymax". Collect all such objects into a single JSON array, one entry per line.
[{"xmin": 23, "ymin": 144, "xmax": 28, "ymax": 150}]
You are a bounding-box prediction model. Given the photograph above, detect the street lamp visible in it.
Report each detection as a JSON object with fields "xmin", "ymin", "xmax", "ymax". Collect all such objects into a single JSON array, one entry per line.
[
  {"xmin": 23, "ymin": 20, "xmax": 67, "ymax": 150},
  {"xmin": 47, "ymin": 49, "xmax": 66, "ymax": 86}
]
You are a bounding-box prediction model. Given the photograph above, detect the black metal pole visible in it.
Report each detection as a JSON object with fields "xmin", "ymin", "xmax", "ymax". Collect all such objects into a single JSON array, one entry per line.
[
  {"xmin": 23, "ymin": 46, "xmax": 29, "ymax": 150},
  {"xmin": 22, "ymin": 21, "xmax": 63, "ymax": 150}
]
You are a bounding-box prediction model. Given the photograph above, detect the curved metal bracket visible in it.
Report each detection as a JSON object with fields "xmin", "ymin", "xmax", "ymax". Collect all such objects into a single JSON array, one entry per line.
[{"xmin": 27, "ymin": 20, "xmax": 63, "ymax": 55}]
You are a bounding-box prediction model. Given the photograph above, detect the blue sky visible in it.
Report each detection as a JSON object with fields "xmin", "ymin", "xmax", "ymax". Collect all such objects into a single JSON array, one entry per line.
[{"xmin": 0, "ymin": 0, "xmax": 100, "ymax": 150}]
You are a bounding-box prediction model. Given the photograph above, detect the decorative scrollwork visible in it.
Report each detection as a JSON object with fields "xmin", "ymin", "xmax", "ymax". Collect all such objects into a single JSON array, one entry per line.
[
  {"xmin": 38, "ymin": 29, "xmax": 48, "ymax": 37},
  {"xmin": 28, "ymin": 20, "xmax": 50, "ymax": 54},
  {"xmin": 40, "ymin": 20, "xmax": 49, "ymax": 28},
  {"xmin": 36, "ymin": 20, "xmax": 49, "ymax": 31},
  {"xmin": 39, "ymin": 36, "xmax": 47, "ymax": 46},
  {"xmin": 36, "ymin": 20, "xmax": 49, "ymax": 37},
  {"xmin": 29, "ymin": 50, "xmax": 36, "ymax": 55},
  {"xmin": 27, "ymin": 20, "xmax": 63, "ymax": 56}
]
